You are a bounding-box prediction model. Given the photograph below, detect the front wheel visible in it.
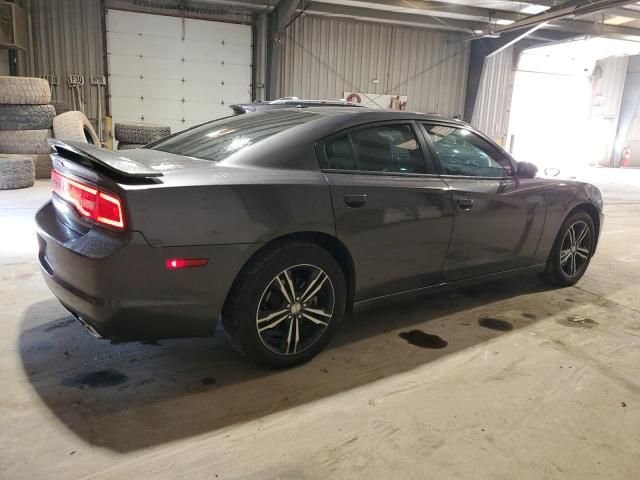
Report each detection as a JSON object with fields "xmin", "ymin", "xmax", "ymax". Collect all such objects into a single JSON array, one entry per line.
[
  {"xmin": 222, "ymin": 241, "xmax": 346, "ymax": 368},
  {"xmin": 539, "ymin": 211, "xmax": 595, "ymax": 287}
]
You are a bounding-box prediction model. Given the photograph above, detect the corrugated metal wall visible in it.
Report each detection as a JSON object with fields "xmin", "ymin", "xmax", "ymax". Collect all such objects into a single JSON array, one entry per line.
[
  {"xmin": 279, "ymin": 15, "xmax": 470, "ymax": 117},
  {"xmin": 26, "ymin": 0, "xmax": 105, "ymax": 124},
  {"xmin": 592, "ymin": 56, "xmax": 628, "ymax": 118},
  {"xmin": 591, "ymin": 55, "xmax": 629, "ymax": 166},
  {"xmin": 471, "ymin": 47, "xmax": 516, "ymax": 145}
]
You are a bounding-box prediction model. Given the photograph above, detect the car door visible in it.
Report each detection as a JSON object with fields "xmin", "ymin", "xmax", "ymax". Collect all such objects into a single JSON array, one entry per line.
[
  {"xmin": 318, "ymin": 121, "xmax": 454, "ymax": 301},
  {"xmin": 420, "ymin": 122, "xmax": 547, "ymax": 282}
]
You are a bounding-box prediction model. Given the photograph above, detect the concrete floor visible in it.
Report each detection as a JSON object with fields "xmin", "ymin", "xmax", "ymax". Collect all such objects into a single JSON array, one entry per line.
[{"xmin": 1, "ymin": 169, "xmax": 639, "ymax": 479}]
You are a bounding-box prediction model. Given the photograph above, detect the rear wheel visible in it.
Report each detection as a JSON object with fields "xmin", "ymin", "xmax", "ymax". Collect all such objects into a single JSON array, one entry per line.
[
  {"xmin": 222, "ymin": 241, "xmax": 346, "ymax": 368},
  {"xmin": 540, "ymin": 211, "xmax": 595, "ymax": 287}
]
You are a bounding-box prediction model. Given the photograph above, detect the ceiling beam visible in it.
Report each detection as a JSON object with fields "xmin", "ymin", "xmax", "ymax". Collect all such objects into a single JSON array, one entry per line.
[
  {"xmin": 194, "ymin": 0, "xmax": 275, "ymax": 9},
  {"xmin": 553, "ymin": 18, "xmax": 640, "ymax": 36},
  {"xmin": 306, "ymin": 1, "xmax": 640, "ymax": 39},
  {"xmin": 310, "ymin": 0, "xmax": 527, "ymax": 22},
  {"xmin": 303, "ymin": 3, "xmax": 478, "ymax": 32},
  {"xmin": 594, "ymin": 6, "xmax": 640, "ymax": 18},
  {"xmin": 494, "ymin": 0, "xmax": 639, "ymax": 34}
]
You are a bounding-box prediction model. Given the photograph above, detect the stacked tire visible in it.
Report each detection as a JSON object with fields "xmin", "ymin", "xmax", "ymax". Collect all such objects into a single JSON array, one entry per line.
[
  {"xmin": 0, "ymin": 76, "xmax": 54, "ymax": 185},
  {"xmin": 115, "ymin": 122, "xmax": 170, "ymax": 150}
]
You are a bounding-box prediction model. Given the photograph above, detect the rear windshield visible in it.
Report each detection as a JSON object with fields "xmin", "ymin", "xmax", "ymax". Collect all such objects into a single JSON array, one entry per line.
[{"xmin": 150, "ymin": 110, "xmax": 320, "ymax": 162}]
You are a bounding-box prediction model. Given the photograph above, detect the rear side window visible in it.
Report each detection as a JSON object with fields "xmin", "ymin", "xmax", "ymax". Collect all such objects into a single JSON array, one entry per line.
[
  {"xmin": 324, "ymin": 124, "xmax": 427, "ymax": 174},
  {"xmin": 151, "ymin": 110, "xmax": 320, "ymax": 162},
  {"xmin": 423, "ymin": 124, "xmax": 512, "ymax": 177}
]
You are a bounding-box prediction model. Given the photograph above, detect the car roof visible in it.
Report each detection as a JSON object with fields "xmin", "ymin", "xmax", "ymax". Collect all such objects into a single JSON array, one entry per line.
[
  {"xmin": 272, "ymin": 106, "xmax": 470, "ymax": 126},
  {"xmin": 230, "ymin": 100, "xmax": 365, "ymax": 114}
]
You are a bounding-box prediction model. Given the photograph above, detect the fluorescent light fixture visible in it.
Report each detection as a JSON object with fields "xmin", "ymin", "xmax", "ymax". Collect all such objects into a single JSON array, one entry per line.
[{"xmin": 605, "ymin": 16, "xmax": 635, "ymax": 25}]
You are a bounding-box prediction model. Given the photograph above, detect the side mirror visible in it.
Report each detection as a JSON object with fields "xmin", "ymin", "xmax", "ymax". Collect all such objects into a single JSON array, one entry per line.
[{"xmin": 517, "ymin": 161, "xmax": 538, "ymax": 179}]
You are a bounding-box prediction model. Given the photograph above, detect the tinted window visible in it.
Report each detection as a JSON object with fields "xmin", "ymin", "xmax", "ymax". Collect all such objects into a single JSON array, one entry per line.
[
  {"xmin": 325, "ymin": 124, "xmax": 426, "ymax": 173},
  {"xmin": 151, "ymin": 110, "xmax": 320, "ymax": 162},
  {"xmin": 423, "ymin": 124, "xmax": 512, "ymax": 177}
]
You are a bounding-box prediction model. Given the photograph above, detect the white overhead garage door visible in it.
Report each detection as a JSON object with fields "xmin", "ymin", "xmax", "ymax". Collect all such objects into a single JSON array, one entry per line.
[{"xmin": 106, "ymin": 10, "xmax": 252, "ymax": 134}]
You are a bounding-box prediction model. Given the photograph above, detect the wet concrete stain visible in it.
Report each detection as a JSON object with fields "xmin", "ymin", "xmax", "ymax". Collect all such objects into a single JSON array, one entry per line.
[
  {"xmin": 399, "ymin": 330, "xmax": 448, "ymax": 349},
  {"xmin": 140, "ymin": 340, "xmax": 160, "ymax": 346},
  {"xmin": 478, "ymin": 317, "xmax": 514, "ymax": 331},
  {"xmin": 61, "ymin": 369, "xmax": 129, "ymax": 389},
  {"xmin": 558, "ymin": 315, "xmax": 598, "ymax": 329},
  {"xmin": 522, "ymin": 312, "xmax": 537, "ymax": 319},
  {"xmin": 44, "ymin": 318, "xmax": 76, "ymax": 332}
]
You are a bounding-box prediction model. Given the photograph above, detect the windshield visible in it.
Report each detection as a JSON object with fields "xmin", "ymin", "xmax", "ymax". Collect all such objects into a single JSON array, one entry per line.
[{"xmin": 150, "ymin": 110, "xmax": 320, "ymax": 162}]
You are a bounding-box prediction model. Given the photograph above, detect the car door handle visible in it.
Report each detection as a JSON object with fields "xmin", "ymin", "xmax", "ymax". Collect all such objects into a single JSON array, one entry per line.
[
  {"xmin": 456, "ymin": 197, "xmax": 475, "ymax": 210},
  {"xmin": 344, "ymin": 194, "xmax": 367, "ymax": 208}
]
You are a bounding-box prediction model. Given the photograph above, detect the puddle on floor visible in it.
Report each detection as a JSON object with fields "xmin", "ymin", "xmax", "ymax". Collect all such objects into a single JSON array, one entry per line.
[
  {"xmin": 478, "ymin": 317, "xmax": 514, "ymax": 331},
  {"xmin": 399, "ymin": 330, "xmax": 448, "ymax": 349}
]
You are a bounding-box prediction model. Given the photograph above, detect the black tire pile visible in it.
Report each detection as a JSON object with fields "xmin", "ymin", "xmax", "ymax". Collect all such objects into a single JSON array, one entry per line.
[
  {"xmin": 0, "ymin": 76, "xmax": 54, "ymax": 187},
  {"xmin": 115, "ymin": 122, "xmax": 171, "ymax": 150}
]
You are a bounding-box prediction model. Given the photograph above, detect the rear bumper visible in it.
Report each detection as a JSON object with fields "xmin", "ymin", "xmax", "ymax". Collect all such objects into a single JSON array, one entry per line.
[{"xmin": 36, "ymin": 201, "xmax": 260, "ymax": 341}]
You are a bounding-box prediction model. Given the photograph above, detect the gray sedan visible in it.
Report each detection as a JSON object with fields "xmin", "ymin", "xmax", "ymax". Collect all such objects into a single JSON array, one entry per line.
[{"xmin": 37, "ymin": 108, "xmax": 603, "ymax": 368}]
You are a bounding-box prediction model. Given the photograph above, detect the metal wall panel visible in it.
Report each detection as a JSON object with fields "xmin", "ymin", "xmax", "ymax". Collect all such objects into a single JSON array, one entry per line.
[
  {"xmin": 591, "ymin": 55, "xmax": 628, "ymax": 166},
  {"xmin": 279, "ymin": 15, "xmax": 470, "ymax": 117},
  {"xmin": 471, "ymin": 47, "xmax": 515, "ymax": 145},
  {"xmin": 26, "ymin": 0, "xmax": 105, "ymax": 125},
  {"xmin": 593, "ymin": 56, "xmax": 628, "ymax": 118}
]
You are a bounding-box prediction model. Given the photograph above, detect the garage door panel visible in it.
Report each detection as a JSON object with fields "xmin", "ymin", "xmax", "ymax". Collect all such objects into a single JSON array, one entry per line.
[
  {"xmin": 140, "ymin": 78, "xmax": 185, "ymax": 100},
  {"xmin": 182, "ymin": 84, "xmax": 247, "ymax": 103},
  {"xmin": 110, "ymin": 97, "xmax": 144, "ymax": 121},
  {"xmin": 107, "ymin": 33, "xmax": 142, "ymax": 55},
  {"xmin": 107, "ymin": 10, "xmax": 182, "ymax": 38},
  {"xmin": 140, "ymin": 99, "xmax": 183, "ymax": 120},
  {"xmin": 186, "ymin": 19, "xmax": 250, "ymax": 44},
  {"xmin": 180, "ymin": 42, "xmax": 251, "ymax": 63},
  {"xmin": 106, "ymin": 53, "xmax": 142, "ymax": 76},
  {"xmin": 107, "ymin": 9, "xmax": 251, "ymax": 130},
  {"xmin": 139, "ymin": 58, "xmax": 184, "ymax": 80},
  {"xmin": 108, "ymin": 75, "xmax": 143, "ymax": 98},
  {"xmin": 181, "ymin": 63, "xmax": 239, "ymax": 82}
]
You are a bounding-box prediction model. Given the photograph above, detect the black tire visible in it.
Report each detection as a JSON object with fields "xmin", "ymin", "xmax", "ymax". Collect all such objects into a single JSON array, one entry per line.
[
  {"xmin": 50, "ymin": 100, "xmax": 72, "ymax": 115},
  {"xmin": 222, "ymin": 241, "xmax": 346, "ymax": 369},
  {"xmin": 0, "ymin": 76, "xmax": 51, "ymax": 105},
  {"xmin": 0, "ymin": 129, "xmax": 51, "ymax": 154},
  {"xmin": 117, "ymin": 143, "xmax": 144, "ymax": 150},
  {"xmin": 0, "ymin": 156, "xmax": 35, "ymax": 190},
  {"xmin": 539, "ymin": 210, "xmax": 595, "ymax": 287},
  {"xmin": 0, "ymin": 153, "xmax": 51, "ymax": 179},
  {"xmin": 0, "ymin": 105, "xmax": 56, "ymax": 130},
  {"xmin": 114, "ymin": 122, "xmax": 170, "ymax": 144}
]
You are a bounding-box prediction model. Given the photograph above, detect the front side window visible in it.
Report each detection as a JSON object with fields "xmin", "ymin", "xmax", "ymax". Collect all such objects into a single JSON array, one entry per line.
[
  {"xmin": 324, "ymin": 124, "xmax": 426, "ymax": 174},
  {"xmin": 151, "ymin": 110, "xmax": 320, "ymax": 162},
  {"xmin": 423, "ymin": 124, "xmax": 512, "ymax": 177}
]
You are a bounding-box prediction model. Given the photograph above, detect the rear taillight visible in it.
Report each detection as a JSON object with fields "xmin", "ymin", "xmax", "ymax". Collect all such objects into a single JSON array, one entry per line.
[{"xmin": 51, "ymin": 169, "xmax": 125, "ymax": 231}]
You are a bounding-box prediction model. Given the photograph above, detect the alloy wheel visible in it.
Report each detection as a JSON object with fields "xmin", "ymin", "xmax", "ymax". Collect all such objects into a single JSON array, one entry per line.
[
  {"xmin": 256, "ymin": 264, "xmax": 335, "ymax": 355},
  {"xmin": 560, "ymin": 220, "xmax": 591, "ymax": 277}
]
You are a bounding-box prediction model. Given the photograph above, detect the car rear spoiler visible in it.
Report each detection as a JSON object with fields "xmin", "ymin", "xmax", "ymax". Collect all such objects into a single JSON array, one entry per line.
[{"xmin": 48, "ymin": 139, "xmax": 164, "ymax": 178}]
